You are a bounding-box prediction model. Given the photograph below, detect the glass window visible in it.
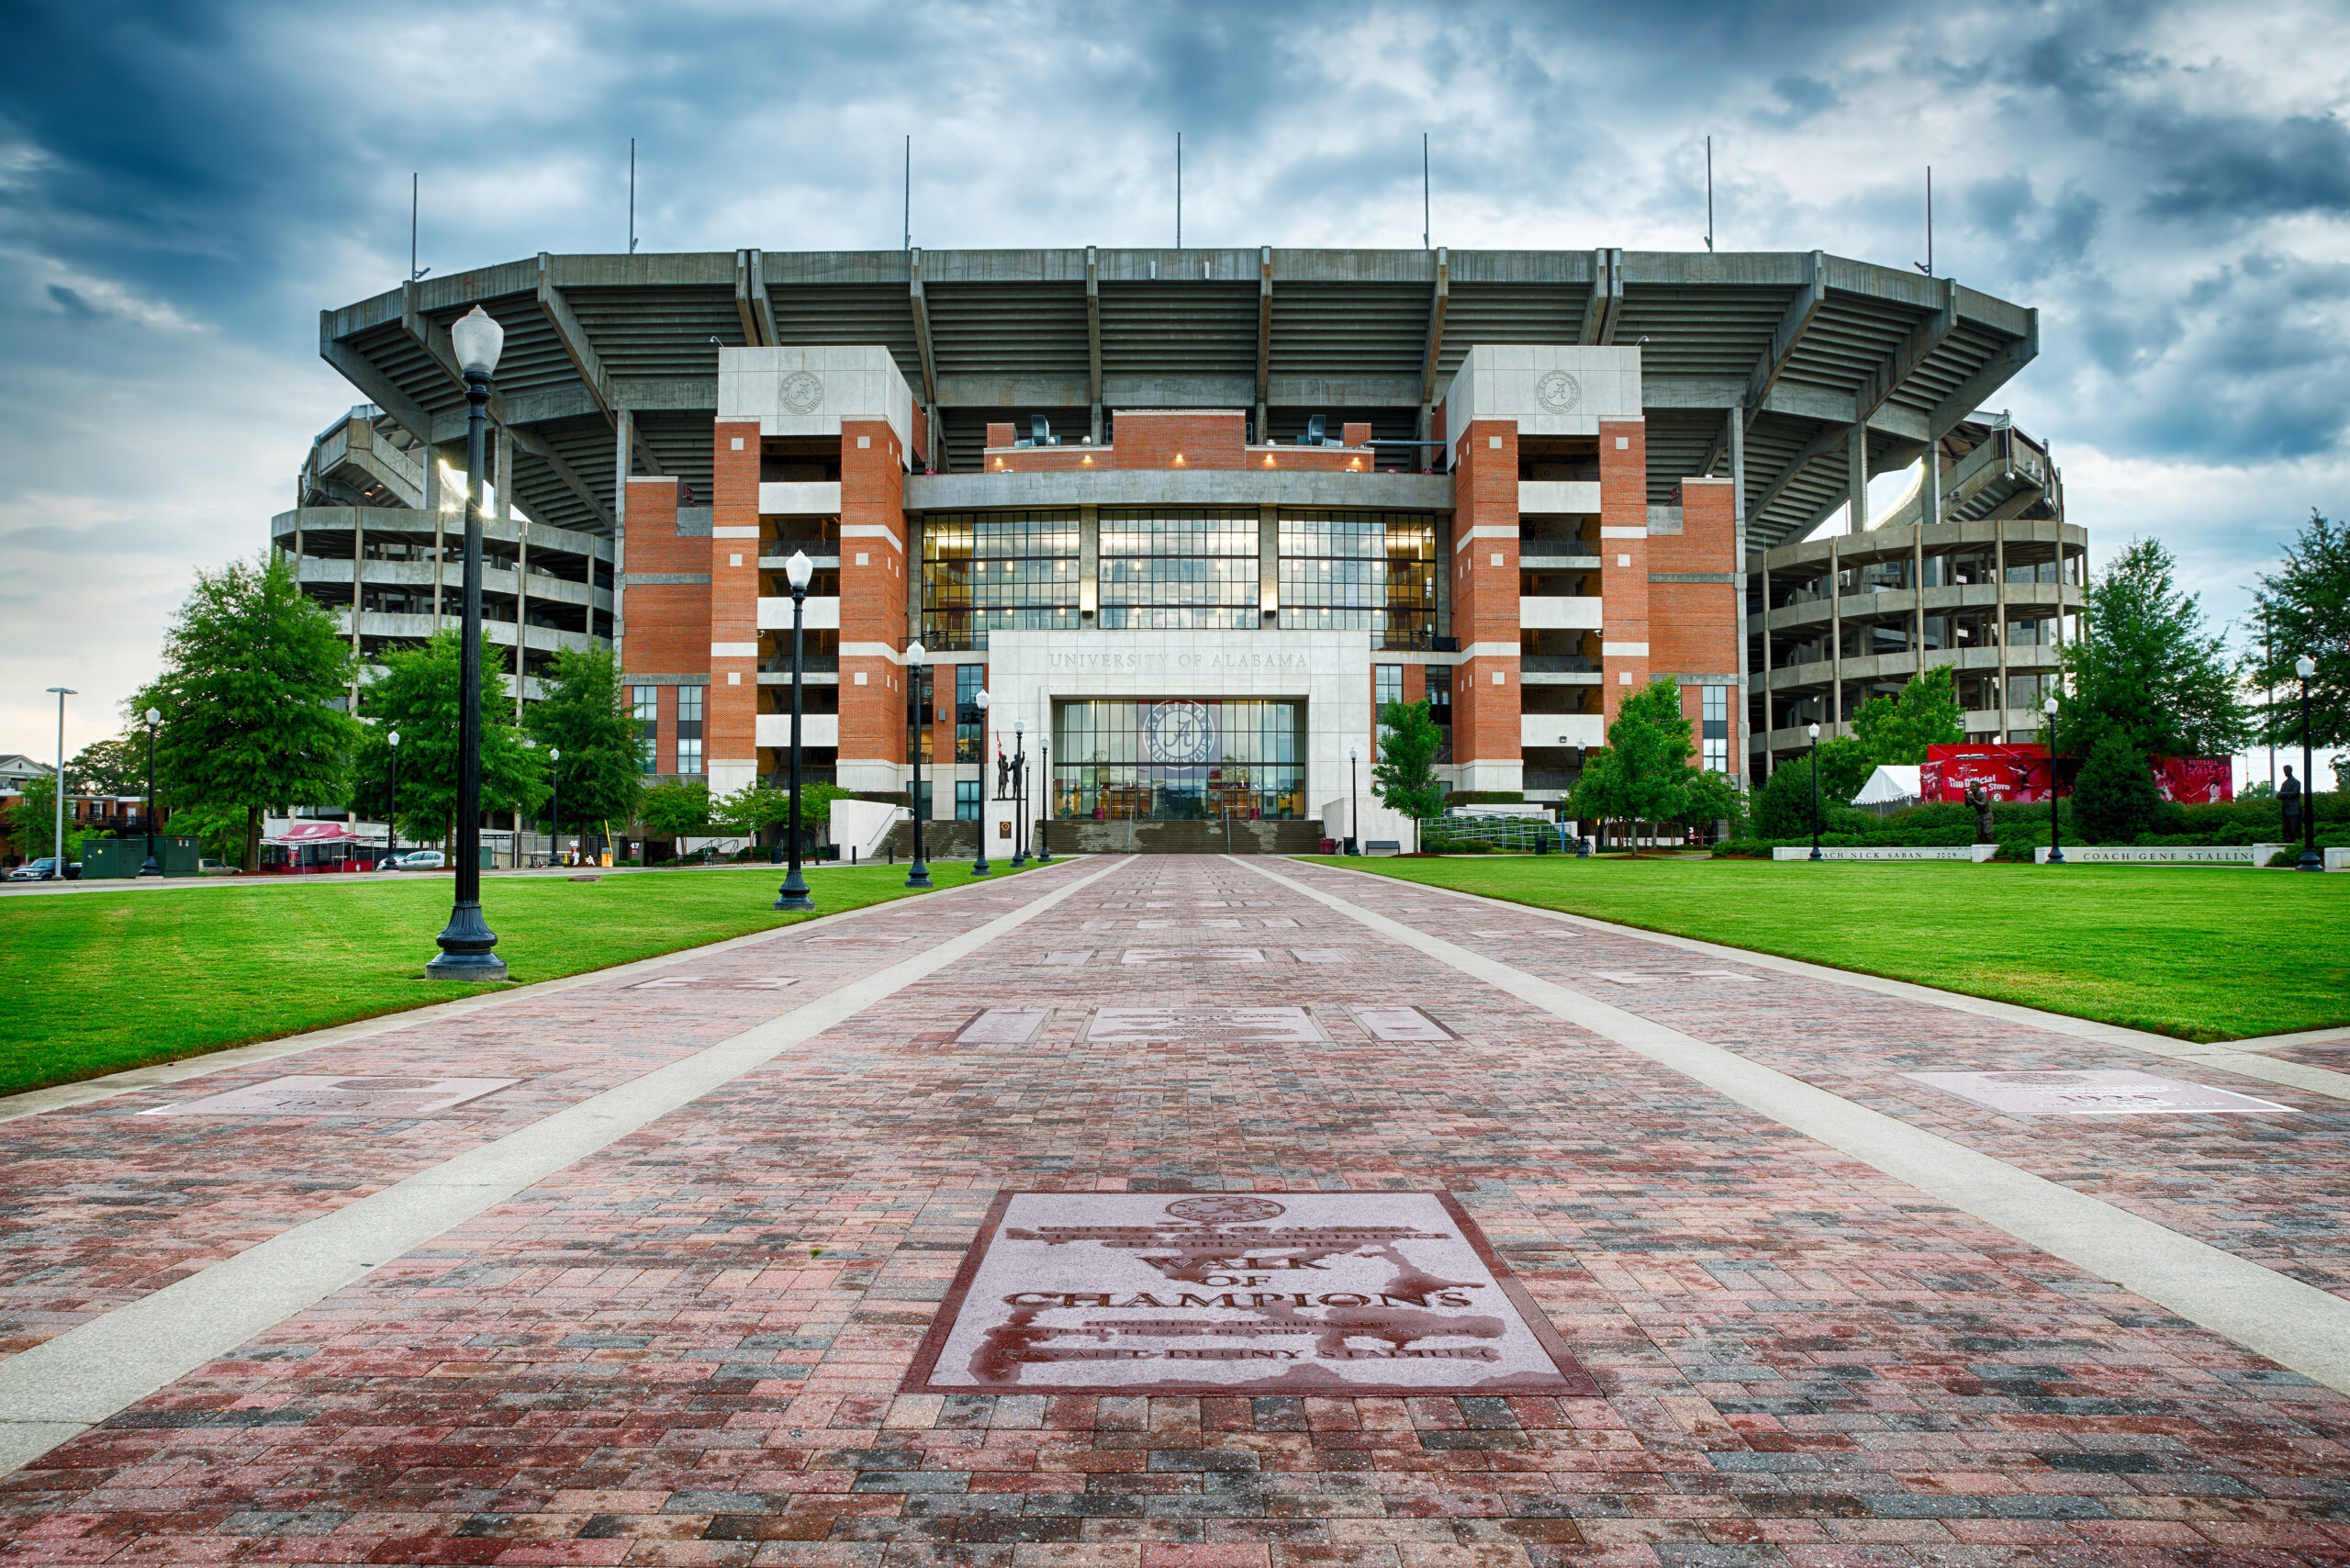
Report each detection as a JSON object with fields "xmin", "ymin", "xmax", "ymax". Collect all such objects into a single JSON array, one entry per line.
[
  {"xmin": 956, "ymin": 779, "xmax": 981, "ymax": 821},
  {"xmin": 1374, "ymin": 665, "xmax": 1404, "ymax": 712},
  {"xmin": 907, "ymin": 666, "xmax": 934, "ymax": 764},
  {"xmin": 1052, "ymin": 699, "xmax": 1305, "ymax": 821},
  {"xmin": 956, "ymin": 664, "xmax": 984, "ymax": 763},
  {"xmin": 1277, "ymin": 510, "xmax": 1436, "ymax": 647},
  {"xmin": 1426, "ymin": 665, "xmax": 1452, "ymax": 764},
  {"xmin": 1701, "ymin": 685, "xmax": 1729, "ymax": 773},
  {"xmin": 632, "ymin": 685, "xmax": 658, "ymax": 772},
  {"xmin": 921, "ymin": 510, "xmax": 1080, "ymax": 651},
  {"xmin": 677, "ymin": 685, "xmax": 704, "ymax": 777},
  {"xmin": 1098, "ymin": 508, "xmax": 1259, "ymax": 630}
]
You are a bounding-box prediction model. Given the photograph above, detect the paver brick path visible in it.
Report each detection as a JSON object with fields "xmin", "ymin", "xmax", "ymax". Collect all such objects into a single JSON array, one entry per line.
[{"xmin": 3, "ymin": 855, "xmax": 2347, "ymax": 1566}]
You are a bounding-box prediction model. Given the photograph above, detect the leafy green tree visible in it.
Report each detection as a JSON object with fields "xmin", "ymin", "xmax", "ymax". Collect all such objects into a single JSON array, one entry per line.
[
  {"xmin": 2059, "ymin": 537, "xmax": 2247, "ymax": 759},
  {"xmin": 1753, "ymin": 753, "xmax": 1826, "ymax": 839},
  {"xmin": 134, "ymin": 553, "xmax": 359, "ymax": 870},
  {"xmin": 2073, "ymin": 729, "xmax": 2165, "ymax": 843},
  {"xmin": 522, "ymin": 647, "xmax": 645, "ymax": 834},
  {"xmin": 65, "ymin": 736, "xmax": 144, "ymax": 797},
  {"xmin": 5, "ymin": 775, "xmax": 95, "ymax": 861},
  {"xmin": 640, "ymin": 778, "xmax": 713, "ymax": 843},
  {"xmin": 1569, "ymin": 679, "xmax": 1694, "ymax": 852},
  {"xmin": 2244, "ymin": 510, "xmax": 2349, "ymax": 751},
  {"xmin": 712, "ymin": 779, "xmax": 856, "ymax": 852},
  {"xmin": 1371, "ymin": 700, "xmax": 1448, "ymax": 851},
  {"xmin": 1816, "ymin": 734, "xmax": 1874, "ymax": 801},
  {"xmin": 161, "ymin": 797, "xmax": 257, "ymax": 863},
  {"xmin": 1851, "ymin": 665, "xmax": 1964, "ymax": 766},
  {"xmin": 353, "ymin": 631, "xmax": 546, "ymax": 849},
  {"xmin": 1674, "ymin": 767, "xmax": 1747, "ymax": 837}
]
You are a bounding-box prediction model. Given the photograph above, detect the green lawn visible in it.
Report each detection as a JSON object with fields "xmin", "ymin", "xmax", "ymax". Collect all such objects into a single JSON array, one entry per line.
[
  {"xmin": 0, "ymin": 861, "xmax": 1035, "ymax": 1097},
  {"xmin": 1301, "ymin": 855, "xmax": 2350, "ymax": 1043}
]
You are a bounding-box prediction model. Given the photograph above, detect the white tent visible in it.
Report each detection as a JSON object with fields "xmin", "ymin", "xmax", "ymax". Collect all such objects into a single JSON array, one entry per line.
[{"xmin": 1852, "ymin": 764, "xmax": 1923, "ymax": 807}]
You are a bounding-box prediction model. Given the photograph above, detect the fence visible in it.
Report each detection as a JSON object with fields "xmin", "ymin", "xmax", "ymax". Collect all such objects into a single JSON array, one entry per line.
[{"xmin": 1415, "ymin": 814, "xmax": 1572, "ymax": 855}]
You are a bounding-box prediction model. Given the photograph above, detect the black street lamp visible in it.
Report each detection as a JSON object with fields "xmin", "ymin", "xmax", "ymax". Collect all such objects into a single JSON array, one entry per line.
[
  {"xmin": 1035, "ymin": 738, "xmax": 1053, "ymax": 863},
  {"xmin": 138, "ymin": 705, "xmax": 162, "ymax": 877},
  {"xmin": 904, "ymin": 641, "xmax": 932, "ymax": 890},
  {"xmin": 2043, "ymin": 696, "xmax": 2065, "ymax": 865},
  {"xmin": 549, "ymin": 745, "xmax": 562, "ymax": 868},
  {"xmin": 1807, "ymin": 721, "xmax": 1822, "ymax": 861},
  {"xmin": 2298, "ymin": 655, "xmax": 2322, "ymax": 872},
  {"xmin": 427, "ymin": 306, "xmax": 509, "ymax": 980},
  {"xmin": 775, "ymin": 549, "xmax": 816, "ymax": 912},
  {"xmin": 971, "ymin": 688, "xmax": 993, "ymax": 878},
  {"xmin": 1011, "ymin": 717, "xmax": 1028, "ymax": 868},
  {"xmin": 386, "ymin": 729, "xmax": 400, "ymax": 868},
  {"xmin": 1347, "ymin": 744, "xmax": 1360, "ymax": 856}
]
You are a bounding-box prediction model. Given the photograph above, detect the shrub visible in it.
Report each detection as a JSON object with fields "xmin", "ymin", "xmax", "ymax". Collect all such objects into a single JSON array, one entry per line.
[{"xmin": 2074, "ymin": 731, "xmax": 2166, "ymax": 843}]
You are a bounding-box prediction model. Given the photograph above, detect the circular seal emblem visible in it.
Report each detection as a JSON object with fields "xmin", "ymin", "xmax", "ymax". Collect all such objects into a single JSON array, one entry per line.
[
  {"xmin": 1142, "ymin": 700, "xmax": 1214, "ymax": 765},
  {"xmin": 1165, "ymin": 1196, "xmax": 1286, "ymax": 1225},
  {"xmin": 780, "ymin": 370, "xmax": 824, "ymax": 415},
  {"xmin": 1536, "ymin": 370, "xmax": 1581, "ymax": 414}
]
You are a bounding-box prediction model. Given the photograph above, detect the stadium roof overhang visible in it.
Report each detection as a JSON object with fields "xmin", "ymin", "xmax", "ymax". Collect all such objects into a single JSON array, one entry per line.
[{"xmin": 320, "ymin": 247, "xmax": 2037, "ymax": 553}]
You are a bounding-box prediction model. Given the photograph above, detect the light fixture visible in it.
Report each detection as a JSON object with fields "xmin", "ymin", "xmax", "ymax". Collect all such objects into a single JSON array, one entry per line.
[
  {"xmin": 145, "ymin": 706, "xmax": 162, "ymax": 727},
  {"xmin": 2043, "ymin": 697, "xmax": 2058, "ymax": 717},
  {"xmin": 1807, "ymin": 722, "xmax": 1819, "ymax": 740},
  {"xmin": 786, "ymin": 549, "xmax": 813, "ymax": 590},
  {"xmin": 2298, "ymin": 655, "xmax": 2318, "ymax": 680},
  {"xmin": 450, "ymin": 305, "xmax": 505, "ymax": 377},
  {"xmin": 388, "ymin": 730, "xmax": 400, "ymax": 747}
]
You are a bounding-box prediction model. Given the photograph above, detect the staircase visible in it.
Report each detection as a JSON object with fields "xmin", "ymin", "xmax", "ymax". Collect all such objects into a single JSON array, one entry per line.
[{"xmin": 881, "ymin": 818, "xmax": 1325, "ymax": 858}]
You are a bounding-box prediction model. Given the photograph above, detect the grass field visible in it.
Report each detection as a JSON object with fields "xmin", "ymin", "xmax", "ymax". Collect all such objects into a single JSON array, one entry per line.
[
  {"xmin": 1301, "ymin": 855, "xmax": 2350, "ymax": 1043},
  {"xmin": 0, "ymin": 861, "xmax": 1035, "ymax": 1097}
]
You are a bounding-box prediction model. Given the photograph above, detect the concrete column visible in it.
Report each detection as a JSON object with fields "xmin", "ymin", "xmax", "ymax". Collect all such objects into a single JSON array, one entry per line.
[
  {"xmin": 1828, "ymin": 534, "xmax": 1842, "ymax": 736},
  {"xmin": 1995, "ymin": 519, "xmax": 2010, "ymax": 740},
  {"xmin": 1847, "ymin": 423, "xmax": 1869, "ymax": 533},
  {"xmin": 1259, "ymin": 505, "xmax": 1279, "ymax": 626},
  {"xmin": 613, "ymin": 407, "xmax": 632, "ymax": 669},
  {"xmin": 424, "ymin": 444, "xmax": 446, "ymax": 631},
  {"xmin": 350, "ymin": 508, "xmax": 364, "ymax": 712},
  {"xmin": 1079, "ymin": 504, "xmax": 1100, "ymax": 623},
  {"xmin": 514, "ymin": 519, "xmax": 530, "ymax": 723},
  {"xmin": 1728, "ymin": 404, "xmax": 1749, "ymax": 783}
]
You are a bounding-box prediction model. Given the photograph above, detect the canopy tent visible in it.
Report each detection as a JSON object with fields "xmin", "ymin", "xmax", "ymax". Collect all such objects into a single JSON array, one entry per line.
[
  {"xmin": 1852, "ymin": 765, "xmax": 1923, "ymax": 808},
  {"xmin": 263, "ymin": 821, "xmax": 367, "ymax": 846}
]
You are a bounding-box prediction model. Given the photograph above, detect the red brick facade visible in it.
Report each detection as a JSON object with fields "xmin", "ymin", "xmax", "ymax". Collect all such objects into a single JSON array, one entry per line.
[
  {"xmin": 1448, "ymin": 419, "xmax": 1520, "ymax": 778},
  {"xmin": 708, "ymin": 420, "xmax": 762, "ymax": 782}
]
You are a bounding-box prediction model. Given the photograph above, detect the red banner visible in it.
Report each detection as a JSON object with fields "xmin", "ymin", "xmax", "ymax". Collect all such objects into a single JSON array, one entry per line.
[
  {"xmin": 2151, "ymin": 756, "xmax": 2233, "ymax": 803},
  {"xmin": 1923, "ymin": 744, "xmax": 2056, "ymax": 802}
]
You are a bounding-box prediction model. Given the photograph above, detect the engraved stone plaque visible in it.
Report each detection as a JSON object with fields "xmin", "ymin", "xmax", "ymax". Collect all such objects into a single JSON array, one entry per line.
[
  {"xmin": 1351, "ymin": 1007, "xmax": 1455, "ymax": 1042},
  {"xmin": 1086, "ymin": 1008, "xmax": 1322, "ymax": 1044},
  {"xmin": 1259, "ymin": 917, "xmax": 1299, "ymax": 928},
  {"xmin": 1137, "ymin": 919, "xmax": 1244, "ymax": 929},
  {"xmin": 957, "ymin": 1010, "xmax": 1049, "ymax": 1045},
  {"xmin": 1120, "ymin": 948, "xmax": 1266, "ymax": 965},
  {"xmin": 623, "ymin": 974, "xmax": 800, "ymax": 991},
  {"xmin": 1039, "ymin": 950, "xmax": 1093, "ymax": 966},
  {"xmin": 804, "ymin": 931, "xmax": 912, "ymax": 944},
  {"xmin": 147, "ymin": 1075, "xmax": 517, "ymax": 1118},
  {"xmin": 1589, "ymin": 971, "xmax": 1658, "ymax": 986},
  {"xmin": 1687, "ymin": 969, "xmax": 1762, "ymax": 982},
  {"xmin": 904, "ymin": 1192, "xmax": 1596, "ymax": 1395},
  {"xmin": 1903, "ymin": 1069, "xmax": 2293, "ymax": 1116},
  {"xmin": 1290, "ymin": 948, "xmax": 1350, "ymax": 964}
]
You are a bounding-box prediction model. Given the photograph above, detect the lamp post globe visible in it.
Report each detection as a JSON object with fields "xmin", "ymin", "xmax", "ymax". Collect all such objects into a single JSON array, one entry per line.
[
  {"xmin": 386, "ymin": 730, "xmax": 400, "ymax": 868},
  {"xmin": 1806, "ymin": 722, "xmax": 1822, "ymax": 861},
  {"xmin": 549, "ymin": 746, "xmax": 561, "ymax": 868},
  {"xmin": 775, "ymin": 549, "xmax": 816, "ymax": 912},
  {"xmin": 2044, "ymin": 696, "xmax": 2065, "ymax": 865},
  {"xmin": 903, "ymin": 641, "xmax": 932, "ymax": 889},
  {"xmin": 427, "ymin": 304, "xmax": 509, "ymax": 979},
  {"xmin": 138, "ymin": 706, "xmax": 162, "ymax": 877},
  {"xmin": 1011, "ymin": 717, "xmax": 1027, "ymax": 867},
  {"xmin": 971, "ymin": 689, "xmax": 993, "ymax": 877},
  {"xmin": 2297, "ymin": 655, "xmax": 2321, "ymax": 871}
]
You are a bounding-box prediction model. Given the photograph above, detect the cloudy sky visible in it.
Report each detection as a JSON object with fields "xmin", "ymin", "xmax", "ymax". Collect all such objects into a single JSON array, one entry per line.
[{"xmin": 4, "ymin": 0, "xmax": 2344, "ymax": 757}]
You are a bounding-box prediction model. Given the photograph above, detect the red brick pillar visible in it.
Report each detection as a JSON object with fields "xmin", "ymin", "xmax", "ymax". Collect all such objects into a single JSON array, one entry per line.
[
  {"xmin": 1598, "ymin": 417, "xmax": 1650, "ymax": 722},
  {"xmin": 1448, "ymin": 418, "xmax": 1521, "ymax": 790},
  {"xmin": 707, "ymin": 420, "xmax": 763, "ymax": 795},
  {"xmin": 836, "ymin": 418, "xmax": 910, "ymax": 792}
]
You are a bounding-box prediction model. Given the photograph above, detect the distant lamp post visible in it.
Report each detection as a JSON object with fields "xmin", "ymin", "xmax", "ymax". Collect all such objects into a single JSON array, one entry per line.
[
  {"xmin": 46, "ymin": 687, "xmax": 73, "ymax": 876},
  {"xmin": 903, "ymin": 642, "xmax": 932, "ymax": 890},
  {"xmin": 386, "ymin": 730, "xmax": 401, "ymax": 868},
  {"xmin": 775, "ymin": 549, "xmax": 815, "ymax": 912},
  {"xmin": 2298, "ymin": 655, "xmax": 2321, "ymax": 871},
  {"xmin": 138, "ymin": 706, "xmax": 162, "ymax": 877},
  {"xmin": 549, "ymin": 746, "xmax": 562, "ymax": 868},
  {"xmin": 1807, "ymin": 722, "xmax": 1822, "ymax": 861},
  {"xmin": 1036, "ymin": 737, "xmax": 1053, "ymax": 863},
  {"xmin": 427, "ymin": 304, "xmax": 509, "ymax": 980},
  {"xmin": 1348, "ymin": 745, "xmax": 1360, "ymax": 856},
  {"xmin": 971, "ymin": 688, "xmax": 993, "ymax": 878},
  {"xmin": 1011, "ymin": 717, "xmax": 1028, "ymax": 868},
  {"xmin": 2043, "ymin": 696, "xmax": 2065, "ymax": 865}
]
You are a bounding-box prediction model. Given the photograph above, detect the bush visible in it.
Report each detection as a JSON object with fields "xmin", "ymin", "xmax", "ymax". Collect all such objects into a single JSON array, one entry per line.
[{"xmin": 2074, "ymin": 731, "xmax": 2165, "ymax": 843}]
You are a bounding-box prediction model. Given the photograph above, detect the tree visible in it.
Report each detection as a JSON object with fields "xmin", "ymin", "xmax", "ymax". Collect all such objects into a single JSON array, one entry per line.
[
  {"xmin": 1673, "ymin": 767, "xmax": 1747, "ymax": 838},
  {"xmin": 5, "ymin": 775, "xmax": 94, "ymax": 861},
  {"xmin": 353, "ymin": 631, "xmax": 546, "ymax": 848},
  {"xmin": 522, "ymin": 647, "xmax": 646, "ymax": 835},
  {"xmin": 711, "ymin": 779, "xmax": 856, "ymax": 851},
  {"xmin": 1851, "ymin": 665, "xmax": 1964, "ymax": 766},
  {"xmin": 1815, "ymin": 734, "xmax": 1874, "ymax": 801},
  {"xmin": 1753, "ymin": 753, "xmax": 1827, "ymax": 840},
  {"xmin": 640, "ymin": 778, "xmax": 713, "ymax": 843},
  {"xmin": 1371, "ymin": 700, "xmax": 1448, "ymax": 851},
  {"xmin": 1568, "ymin": 679, "xmax": 1694, "ymax": 852},
  {"xmin": 135, "ymin": 553, "xmax": 360, "ymax": 871},
  {"xmin": 2244, "ymin": 510, "xmax": 2350, "ymax": 752},
  {"xmin": 2060, "ymin": 537, "xmax": 2248, "ymax": 760},
  {"xmin": 2073, "ymin": 729, "xmax": 2165, "ymax": 844},
  {"xmin": 65, "ymin": 736, "xmax": 144, "ymax": 797}
]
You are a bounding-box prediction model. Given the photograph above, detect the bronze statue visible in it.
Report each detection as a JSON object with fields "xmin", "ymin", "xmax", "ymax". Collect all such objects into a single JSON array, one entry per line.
[{"xmin": 1965, "ymin": 779, "xmax": 1995, "ymax": 845}]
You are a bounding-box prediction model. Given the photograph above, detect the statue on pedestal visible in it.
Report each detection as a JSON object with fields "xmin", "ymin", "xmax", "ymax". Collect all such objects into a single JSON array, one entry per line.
[{"xmin": 1965, "ymin": 779, "xmax": 1995, "ymax": 846}]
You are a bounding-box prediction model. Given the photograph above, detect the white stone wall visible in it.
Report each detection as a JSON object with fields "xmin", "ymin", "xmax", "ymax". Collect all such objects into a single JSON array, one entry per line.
[
  {"xmin": 1441, "ymin": 345, "xmax": 1642, "ymax": 438},
  {"xmin": 718, "ymin": 346, "xmax": 914, "ymax": 463}
]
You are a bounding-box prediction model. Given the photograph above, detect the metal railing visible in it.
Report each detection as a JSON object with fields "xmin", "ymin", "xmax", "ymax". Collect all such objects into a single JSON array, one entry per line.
[
  {"xmin": 1416, "ymin": 813, "xmax": 1572, "ymax": 854},
  {"xmin": 760, "ymin": 654, "xmax": 840, "ymax": 674},
  {"xmin": 1522, "ymin": 655, "xmax": 1600, "ymax": 674},
  {"xmin": 1518, "ymin": 538, "xmax": 1596, "ymax": 558}
]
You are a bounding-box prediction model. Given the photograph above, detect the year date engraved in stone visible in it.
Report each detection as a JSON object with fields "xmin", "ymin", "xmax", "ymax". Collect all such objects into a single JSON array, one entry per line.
[
  {"xmin": 1084, "ymin": 1007, "xmax": 1323, "ymax": 1044},
  {"xmin": 903, "ymin": 1192, "xmax": 1595, "ymax": 1395}
]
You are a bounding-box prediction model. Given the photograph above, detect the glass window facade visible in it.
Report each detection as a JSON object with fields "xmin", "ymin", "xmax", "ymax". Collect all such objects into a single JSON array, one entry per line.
[
  {"xmin": 922, "ymin": 511, "xmax": 1080, "ymax": 651},
  {"xmin": 1374, "ymin": 664, "xmax": 1404, "ymax": 714},
  {"xmin": 1426, "ymin": 665, "xmax": 1452, "ymax": 764},
  {"xmin": 956, "ymin": 778, "xmax": 982, "ymax": 821},
  {"xmin": 677, "ymin": 685, "xmax": 704, "ymax": 777},
  {"xmin": 1053, "ymin": 699, "xmax": 1304, "ymax": 821},
  {"xmin": 1701, "ymin": 684, "xmax": 1729, "ymax": 774},
  {"xmin": 632, "ymin": 685, "xmax": 658, "ymax": 773},
  {"xmin": 1277, "ymin": 511, "xmax": 1437, "ymax": 647},
  {"xmin": 1098, "ymin": 508, "xmax": 1259, "ymax": 630},
  {"xmin": 956, "ymin": 664, "xmax": 984, "ymax": 762}
]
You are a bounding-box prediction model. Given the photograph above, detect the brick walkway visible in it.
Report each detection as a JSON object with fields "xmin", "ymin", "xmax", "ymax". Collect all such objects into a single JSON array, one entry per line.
[{"xmin": 2, "ymin": 855, "xmax": 2346, "ymax": 1566}]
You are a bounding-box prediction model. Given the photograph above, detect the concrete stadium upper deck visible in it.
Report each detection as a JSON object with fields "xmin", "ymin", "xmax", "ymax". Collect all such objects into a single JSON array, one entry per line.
[{"xmin": 320, "ymin": 246, "xmax": 2038, "ymax": 553}]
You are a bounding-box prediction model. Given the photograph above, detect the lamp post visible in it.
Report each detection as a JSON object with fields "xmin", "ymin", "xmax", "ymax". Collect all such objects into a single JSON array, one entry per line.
[
  {"xmin": 775, "ymin": 549, "xmax": 815, "ymax": 911},
  {"xmin": 386, "ymin": 730, "xmax": 400, "ymax": 868},
  {"xmin": 1036, "ymin": 738, "xmax": 1053, "ymax": 862},
  {"xmin": 971, "ymin": 688, "xmax": 993, "ymax": 878},
  {"xmin": 45, "ymin": 687, "xmax": 73, "ymax": 876},
  {"xmin": 1807, "ymin": 722, "xmax": 1822, "ymax": 861},
  {"xmin": 549, "ymin": 746, "xmax": 562, "ymax": 868},
  {"xmin": 1011, "ymin": 717, "xmax": 1028, "ymax": 868},
  {"xmin": 427, "ymin": 305, "xmax": 509, "ymax": 980},
  {"xmin": 138, "ymin": 706, "xmax": 162, "ymax": 877},
  {"xmin": 2298, "ymin": 655, "xmax": 2321, "ymax": 871},
  {"xmin": 1348, "ymin": 745, "xmax": 1360, "ymax": 856},
  {"xmin": 2043, "ymin": 696, "xmax": 2064, "ymax": 865},
  {"xmin": 903, "ymin": 641, "xmax": 932, "ymax": 889}
]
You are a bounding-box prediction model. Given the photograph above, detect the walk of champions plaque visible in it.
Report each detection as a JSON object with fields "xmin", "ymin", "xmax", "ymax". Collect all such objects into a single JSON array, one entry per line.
[{"xmin": 902, "ymin": 1192, "xmax": 1595, "ymax": 1396}]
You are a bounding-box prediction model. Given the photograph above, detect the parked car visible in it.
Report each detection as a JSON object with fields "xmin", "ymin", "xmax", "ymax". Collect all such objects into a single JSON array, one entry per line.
[
  {"xmin": 386, "ymin": 849, "xmax": 446, "ymax": 870},
  {"xmin": 196, "ymin": 858, "xmax": 241, "ymax": 876},
  {"xmin": 6, "ymin": 857, "xmax": 79, "ymax": 881}
]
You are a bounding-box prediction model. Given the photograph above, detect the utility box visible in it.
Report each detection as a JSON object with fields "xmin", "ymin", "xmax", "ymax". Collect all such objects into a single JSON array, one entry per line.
[{"xmin": 80, "ymin": 835, "xmax": 200, "ymax": 879}]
